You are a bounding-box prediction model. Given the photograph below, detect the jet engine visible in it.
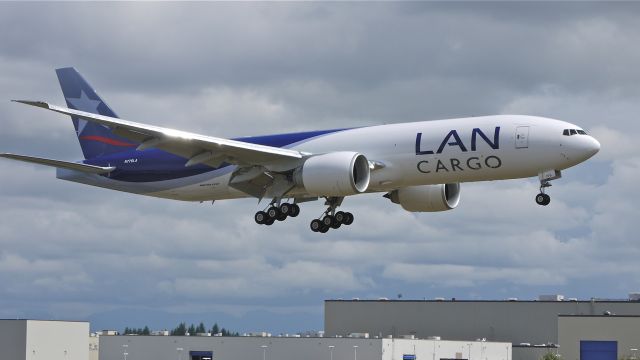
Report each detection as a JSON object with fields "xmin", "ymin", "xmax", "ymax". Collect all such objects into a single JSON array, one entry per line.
[
  {"xmin": 294, "ymin": 152, "xmax": 370, "ymax": 196},
  {"xmin": 384, "ymin": 183, "xmax": 461, "ymax": 212}
]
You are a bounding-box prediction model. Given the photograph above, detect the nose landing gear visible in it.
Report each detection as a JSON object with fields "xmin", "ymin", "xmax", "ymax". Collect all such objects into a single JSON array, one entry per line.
[
  {"xmin": 535, "ymin": 170, "xmax": 561, "ymax": 206},
  {"xmin": 535, "ymin": 191, "xmax": 551, "ymax": 206}
]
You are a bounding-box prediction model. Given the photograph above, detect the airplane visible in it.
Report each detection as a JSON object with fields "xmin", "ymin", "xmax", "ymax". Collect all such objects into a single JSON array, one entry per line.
[{"xmin": 0, "ymin": 67, "xmax": 600, "ymax": 233}]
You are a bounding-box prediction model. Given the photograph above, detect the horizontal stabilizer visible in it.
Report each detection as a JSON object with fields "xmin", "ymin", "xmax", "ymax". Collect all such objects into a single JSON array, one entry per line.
[
  {"xmin": 0, "ymin": 153, "xmax": 115, "ymax": 174},
  {"xmin": 12, "ymin": 99, "xmax": 49, "ymax": 108}
]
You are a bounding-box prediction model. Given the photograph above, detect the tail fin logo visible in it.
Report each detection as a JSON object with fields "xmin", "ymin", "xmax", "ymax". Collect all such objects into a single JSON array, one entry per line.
[
  {"xmin": 56, "ymin": 66, "xmax": 137, "ymax": 159},
  {"xmin": 66, "ymin": 89, "xmax": 109, "ymax": 135}
]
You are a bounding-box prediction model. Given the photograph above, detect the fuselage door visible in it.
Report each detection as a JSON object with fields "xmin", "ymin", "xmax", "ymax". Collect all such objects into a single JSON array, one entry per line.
[{"xmin": 515, "ymin": 126, "xmax": 529, "ymax": 149}]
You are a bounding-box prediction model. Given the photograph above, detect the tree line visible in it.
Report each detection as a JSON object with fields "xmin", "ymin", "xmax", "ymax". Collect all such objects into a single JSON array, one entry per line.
[
  {"xmin": 123, "ymin": 322, "xmax": 239, "ymax": 336},
  {"xmin": 123, "ymin": 326, "xmax": 150, "ymax": 335}
]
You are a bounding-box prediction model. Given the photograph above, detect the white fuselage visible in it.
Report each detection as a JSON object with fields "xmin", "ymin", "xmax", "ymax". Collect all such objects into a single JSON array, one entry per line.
[{"xmin": 57, "ymin": 115, "xmax": 600, "ymax": 201}]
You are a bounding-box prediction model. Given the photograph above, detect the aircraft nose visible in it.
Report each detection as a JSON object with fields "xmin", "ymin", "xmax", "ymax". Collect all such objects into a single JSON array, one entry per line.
[
  {"xmin": 579, "ymin": 135, "xmax": 600, "ymax": 160},
  {"xmin": 587, "ymin": 136, "xmax": 601, "ymax": 157}
]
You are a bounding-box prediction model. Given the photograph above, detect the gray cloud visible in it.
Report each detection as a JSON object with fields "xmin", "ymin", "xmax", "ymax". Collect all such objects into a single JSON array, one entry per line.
[{"xmin": 1, "ymin": 2, "xmax": 639, "ymax": 332}]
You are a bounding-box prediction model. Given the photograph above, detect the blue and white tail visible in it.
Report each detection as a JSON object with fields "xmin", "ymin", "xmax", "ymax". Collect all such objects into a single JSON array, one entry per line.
[{"xmin": 56, "ymin": 67, "xmax": 137, "ymax": 159}]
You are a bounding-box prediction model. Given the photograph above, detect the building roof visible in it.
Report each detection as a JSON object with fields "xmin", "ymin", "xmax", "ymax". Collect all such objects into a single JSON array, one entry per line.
[
  {"xmin": 0, "ymin": 319, "xmax": 88, "ymax": 323},
  {"xmin": 325, "ymin": 299, "xmax": 639, "ymax": 303}
]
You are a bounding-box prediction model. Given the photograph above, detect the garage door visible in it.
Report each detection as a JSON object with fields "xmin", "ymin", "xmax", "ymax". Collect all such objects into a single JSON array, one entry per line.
[
  {"xmin": 190, "ymin": 350, "xmax": 213, "ymax": 360},
  {"xmin": 580, "ymin": 341, "xmax": 617, "ymax": 360}
]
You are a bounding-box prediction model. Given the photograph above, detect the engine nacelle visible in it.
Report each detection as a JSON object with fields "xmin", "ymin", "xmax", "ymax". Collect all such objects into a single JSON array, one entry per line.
[
  {"xmin": 385, "ymin": 184, "xmax": 461, "ymax": 212},
  {"xmin": 294, "ymin": 152, "xmax": 370, "ymax": 196}
]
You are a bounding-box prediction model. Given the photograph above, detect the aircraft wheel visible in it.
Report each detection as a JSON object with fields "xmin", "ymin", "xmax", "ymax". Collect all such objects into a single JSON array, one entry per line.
[
  {"xmin": 267, "ymin": 206, "xmax": 280, "ymax": 219},
  {"xmin": 535, "ymin": 193, "xmax": 551, "ymax": 206},
  {"xmin": 310, "ymin": 219, "xmax": 322, "ymax": 232},
  {"xmin": 280, "ymin": 203, "xmax": 291, "ymax": 216},
  {"xmin": 322, "ymin": 215, "xmax": 334, "ymax": 227},
  {"xmin": 335, "ymin": 211, "xmax": 346, "ymax": 224},
  {"xmin": 343, "ymin": 212, "xmax": 354, "ymax": 225},
  {"xmin": 290, "ymin": 204, "xmax": 300, "ymax": 217},
  {"xmin": 254, "ymin": 211, "xmax": 267, "ymax": 225},
  {"xmin": 277, "ymin": 212, "xmax": 288, "ymax": 221},
  {"xmin": 264, "ymin": 217, "xmax": 275, "ymax": 226},
  {"xmin": 319, "ymin": 225, "xmax": 330, "ymax": 233}
]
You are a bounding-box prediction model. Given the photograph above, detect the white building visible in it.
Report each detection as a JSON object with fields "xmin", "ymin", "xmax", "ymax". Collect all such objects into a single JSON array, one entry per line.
[{"xmin": 0, "ymin": 319, "xmax": 89, "ymax": 360}]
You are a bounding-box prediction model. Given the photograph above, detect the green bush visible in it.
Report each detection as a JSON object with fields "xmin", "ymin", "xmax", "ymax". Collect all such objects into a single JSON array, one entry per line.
[{"xmin": 541, "ymin": 352, "xmax": 561, "ymax": 360}]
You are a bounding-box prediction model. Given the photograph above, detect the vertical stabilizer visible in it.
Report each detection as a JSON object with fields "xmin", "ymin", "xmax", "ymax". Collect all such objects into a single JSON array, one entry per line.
[{"xmin": 55, "ymin": 67, "xmax": 136, "ymax": 159}]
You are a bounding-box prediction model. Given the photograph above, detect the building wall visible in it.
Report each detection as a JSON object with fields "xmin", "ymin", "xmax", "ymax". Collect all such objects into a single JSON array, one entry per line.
[
  {"xmin": 325, "ymin": 301, "xmax": 640, "ymax": 344},
  {"xmin": 0, "ymin": 320, "xmax": 88, "ymax": 360},
  {"xmin": 558, "ymin": 316, "xmax": 640, "ymax": 360},
  {"xmin": 89, "ymin": 335, "xmax": 99, "ymax": 360},
  {"xmin": 25, "ymin": 320, "xmax": 89, "ymax": 360},
  {"xmin": 0, "ymin": 320, "xmax": 27, "ymax": 360},
  {"xmin": 382, "ymin": 339, "xmax": 511, "ymax": 360},
  {"xmin": 99, "ymin": 335, "xmax": 511, "ymax": 360},
  {"xmin": 100, "ymin": 336, "xmax": 383, "ymax": 360},
  {"xmin": 512, "ymin": 346, "xmax": 558, "ymax": 360}
]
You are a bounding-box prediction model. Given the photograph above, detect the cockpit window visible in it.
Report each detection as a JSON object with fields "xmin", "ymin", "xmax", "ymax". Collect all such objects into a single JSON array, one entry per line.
[{"xmin": 563, "ymin": 128, "xmax": 587, "ymax": 136}]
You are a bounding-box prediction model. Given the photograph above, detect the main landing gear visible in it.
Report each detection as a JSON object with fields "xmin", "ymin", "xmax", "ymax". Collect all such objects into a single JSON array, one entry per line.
[
  {"xmin": 254, "ymin": 202, "xmax": 300, "ymax": 226},
  {"xmin": 309, "ymin": 197, "xmax": 354, "ymax": 233},
  {"xmin": 253, "ymin": 196, "xmax": 354, "ymax": 233},
  {"xmin": 535, "ymin": 170, "xmax": 561, "ymax": 206},
  {"xmin": 309, "ymin": 211, "xmax": 354, "ymax": 233}
]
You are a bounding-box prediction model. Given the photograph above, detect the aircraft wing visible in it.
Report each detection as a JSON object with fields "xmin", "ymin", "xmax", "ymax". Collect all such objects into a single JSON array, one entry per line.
[
  {"xmin": 0, "ymin": 153, "xmax": 115, "ymax": 174},
  {"xmin": 13, "ymin": 100, "xmax": 304, "ymax": 168}
]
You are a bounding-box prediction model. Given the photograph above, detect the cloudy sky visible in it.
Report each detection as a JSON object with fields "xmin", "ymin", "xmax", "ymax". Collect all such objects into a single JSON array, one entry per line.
[{"xmin": 1, "ymin": 2, "xmax": 639, "ymax": 334}]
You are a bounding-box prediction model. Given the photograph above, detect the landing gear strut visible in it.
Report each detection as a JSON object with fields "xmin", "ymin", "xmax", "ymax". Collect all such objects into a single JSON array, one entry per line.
[
  {"xmin": 535, "ymin": 170, "xmax": 561, "ymax": 206},
  {"xmin": 254, "ymin": 201, "xmax": 300, "ymax": 226},
  {"xmin": 310, "ymin": 197, "xmax": 354, "ymax": 233}
]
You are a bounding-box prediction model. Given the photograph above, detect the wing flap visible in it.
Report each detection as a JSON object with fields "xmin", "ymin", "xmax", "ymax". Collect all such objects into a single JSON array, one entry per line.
[
  {"xmin": 14, "ymin": 100, "xmax": 303, "ymax": 167},
  {"xmin": 0, "ymin": 153, "xmax": 115, "ymax": 174}
]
